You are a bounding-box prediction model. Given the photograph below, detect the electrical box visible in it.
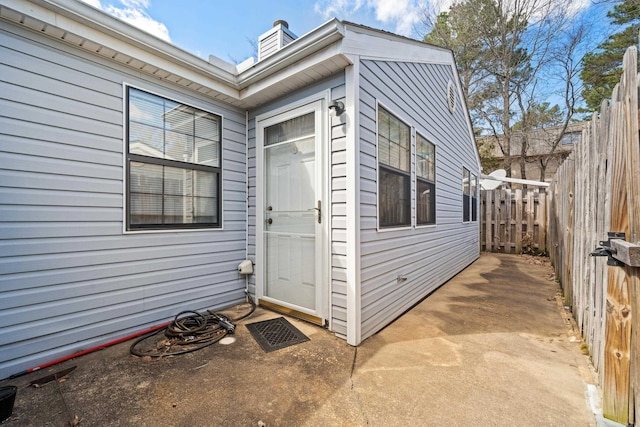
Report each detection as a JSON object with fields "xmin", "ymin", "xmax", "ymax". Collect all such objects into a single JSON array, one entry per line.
[{"xmin": 238, "ymin": 260, "xmax": 253, "ymax": 275}]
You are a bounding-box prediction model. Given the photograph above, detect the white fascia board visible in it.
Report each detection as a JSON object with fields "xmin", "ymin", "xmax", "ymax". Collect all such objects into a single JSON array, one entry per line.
[
  {"xmin": 341, "ymin": 25, "xmax": 453, "ymax": 65},
  {"xmin": 238, "ymin": 19, "xmax": 345, "ymax": 87},
  {"xmin": 7, "ymin": 0, "xmax": 239, "ymax": 98},
  {"xmin": 344, "ymin": 54, "xmax": 361, "ymax": 346}
]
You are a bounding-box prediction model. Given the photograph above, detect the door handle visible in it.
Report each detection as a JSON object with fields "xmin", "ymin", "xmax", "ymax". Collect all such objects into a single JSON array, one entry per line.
[{"xmin": 312, "ymin": 200, "xmax": 321, "ymax": 224}]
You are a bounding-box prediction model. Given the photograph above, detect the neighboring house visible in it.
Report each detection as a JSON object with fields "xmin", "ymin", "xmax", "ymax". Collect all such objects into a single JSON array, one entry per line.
[
  {"xmin": 476, "ymin": 121, "xmax": 584, "ymax": 182},
  {"xmin": 0, "ymin": 0, "xmax": 481, "ymax": 378}
]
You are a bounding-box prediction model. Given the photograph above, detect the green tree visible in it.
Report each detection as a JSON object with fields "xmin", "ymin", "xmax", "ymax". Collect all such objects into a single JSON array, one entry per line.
[
  {"xmin": 424, "ymin": 6, "xmax": 487, "ymax": 115},
  {"xmin": 423, "ymin": 0, "xmax": 584, "ymax": 181},
  {"xmin": 513, "ymin": 102, "xmax": 574, "ymax": 181},
  {"xmin": 476, "ymin": 138, "xmax": 501, "ymax": 172},
  {"xmin": 581, "ymin": 1, "xmax": 640, "ymax": 110},
  {"xmin": 424, "ymin": 0, "xmax": 533, "ymax": 176},
  {"xmin": 513, "ymin": 102, "xmax": 564, "ymax": 130}
]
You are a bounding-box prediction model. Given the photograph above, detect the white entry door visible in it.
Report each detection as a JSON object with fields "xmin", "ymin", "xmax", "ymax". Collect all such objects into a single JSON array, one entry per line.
[{"xmin": 257, "ymin": 100, "xmax": 325, "ymax": 320}]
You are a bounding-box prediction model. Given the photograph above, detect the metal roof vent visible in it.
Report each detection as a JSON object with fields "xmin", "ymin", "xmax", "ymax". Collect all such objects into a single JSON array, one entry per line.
[
  {"xmin": 447, "ymin": 80, "xmax": 456, "ymax": 114},
  {"xmin": 258, "ymin": 20, "xmax": 297, "ymax": 61}
]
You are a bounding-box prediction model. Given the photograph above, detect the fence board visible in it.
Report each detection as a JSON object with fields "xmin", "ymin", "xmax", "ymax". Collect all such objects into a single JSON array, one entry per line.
[
  {"xmin": 485, "ymin": 190, "xmax": 493, "ymax": 251},
  {"xmin": 621, "ymin": 49, "xmax": 640, "ymax": 424},
  {"xmin": 505, "ymin": 190, "xmax": 512, "ymax": 253},
  {"xmin": 538, "ymin": 190, "xmax": 546, "ymax": 254},
  {"xmin": 515, "ymin": 189, "xmax": 522, "ymax": 252}
]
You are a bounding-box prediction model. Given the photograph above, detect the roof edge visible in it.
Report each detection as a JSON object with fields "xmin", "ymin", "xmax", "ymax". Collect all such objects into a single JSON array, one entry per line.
[
  {"xmin": 341, "ymin": 21, "xmax": 452, "ymax": 55},
  {"xmin": 238, "ymin": 18, "xmax": 344, "ymax": 87},
  {"xmin": 26, "ymin": 0, "xmax": 238, "ymax": 84}
]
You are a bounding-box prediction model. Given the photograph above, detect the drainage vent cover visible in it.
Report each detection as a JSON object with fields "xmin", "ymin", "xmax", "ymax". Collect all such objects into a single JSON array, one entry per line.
[{"xmin": 246, "ymin": 317, "xmax": 309, "ymax": 352}]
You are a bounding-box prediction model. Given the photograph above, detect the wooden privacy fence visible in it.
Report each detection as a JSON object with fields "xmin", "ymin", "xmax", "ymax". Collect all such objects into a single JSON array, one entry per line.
[
  {"xmin": 548, "ymin": 46, "xmax": 640, "ymax": 425},
  {"xmin": 480, "ymin": 189, "xmax": 547, "ymax": 254}
]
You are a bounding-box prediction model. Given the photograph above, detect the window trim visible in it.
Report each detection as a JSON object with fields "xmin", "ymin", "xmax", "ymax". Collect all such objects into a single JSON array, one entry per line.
[
  {"xmin": 463, "ymin": 167, "xmax": 471, "ymax": 223},
  {"xmin": 471, "ymin": 173, "xmax": 478, "ymax": 222},
  {"xmin": 376, "ymin": 103, "xmax": 413, "ymax": 230},
  {"xmin": 123, "ymin": 84, "xmax": 223, "ymax": 232},
  {"xmin": 415, "ymin": 132, "xmax": 436, "ymax": 227}
]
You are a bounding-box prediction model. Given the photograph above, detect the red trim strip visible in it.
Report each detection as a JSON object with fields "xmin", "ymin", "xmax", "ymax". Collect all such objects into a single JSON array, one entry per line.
[{"xmin": 7, "ymin": 322, "xmax": 170, "ymax": 380}]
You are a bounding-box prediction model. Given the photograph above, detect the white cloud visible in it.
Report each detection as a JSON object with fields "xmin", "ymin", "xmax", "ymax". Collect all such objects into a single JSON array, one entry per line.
[
  {"xmin": 314, "ymin": 0, "xmax": 430, "ymax": 37},
  {"xmin": 105, "ymin": 4, "xmax": 170, "ymax": 41},
  {"xmin": 78, "ymin": 0, "xmax": 171, "ymax": 42},
  {"xmin": 567, "ymin": 0, "xmax": 590, "ymax": 17},
  {"xmin": 314, "ymin": 0, "xmax": 364, "ymax": 19},
  {"xmin": 120, "ymin": 0, "xmax": 150, "ymax": 8},
  {"xmin": 368, "ymin": 0, "xmax": 426, "ymax": 36}
]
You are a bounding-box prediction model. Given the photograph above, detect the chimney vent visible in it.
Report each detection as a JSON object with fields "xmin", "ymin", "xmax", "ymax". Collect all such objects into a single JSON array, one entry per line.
[
  {"xmin": 258, "ymin": 20, "xmax": 297, "ymax": 61},
  {"xmin": 273, "ymin": 20, "xmax": 288, "ymax": 28}
]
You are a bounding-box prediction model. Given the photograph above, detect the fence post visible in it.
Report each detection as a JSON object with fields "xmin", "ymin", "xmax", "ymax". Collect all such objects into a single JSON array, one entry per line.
[{"xmin": 602, "ymin": 46, "xmax": 638, "ymax": 424}]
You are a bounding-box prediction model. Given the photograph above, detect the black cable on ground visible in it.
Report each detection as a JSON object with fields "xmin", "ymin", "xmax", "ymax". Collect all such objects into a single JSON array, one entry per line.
[{"xmin": 130, "ymin": 295, "xmax": 256, "ymax": 358}]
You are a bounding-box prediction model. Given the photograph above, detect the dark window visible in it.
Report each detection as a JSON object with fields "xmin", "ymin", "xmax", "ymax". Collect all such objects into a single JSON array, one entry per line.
[
  {"xmin": 416, "ymin": 133, "xmax": 436, "ymax": 225},
  {"xmin": 463, "ymin": 167, "xmax": 470, "ymax": 222},
  {"xmin": 378, "ymin": 106, "xmax": 411, "ymax": 228},
  {"xmin": 126, "ymin": 87, "xmax": 222, "ymax": 230},
  {"xmin": 561, "ymin": 131, "xmax": 580, "ymax": 145},
  {"xmin": 379, "ymin": 167, "xmax": 411, "ymax": 227}
]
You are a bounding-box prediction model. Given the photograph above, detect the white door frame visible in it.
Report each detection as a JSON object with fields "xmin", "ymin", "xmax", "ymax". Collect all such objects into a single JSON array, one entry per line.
[{"xmin": 255, "ymin": 91, "xmax": 330, "ymax": 323}]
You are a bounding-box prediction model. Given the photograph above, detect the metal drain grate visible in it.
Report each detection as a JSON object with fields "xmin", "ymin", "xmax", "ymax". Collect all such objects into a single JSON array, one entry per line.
[{"xmin": 245, "ymin": 317, "xmax": 309, "ymax": 352}]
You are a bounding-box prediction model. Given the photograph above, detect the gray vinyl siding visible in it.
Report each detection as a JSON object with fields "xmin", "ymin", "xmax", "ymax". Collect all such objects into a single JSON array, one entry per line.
[
  {"xmin": 0, "ymin": 22, "xmax": 247, "ymax": 377},
  {"xmin": 329, "ymin": 84, "xmax": 348, "ymax": 338},
  {"xmin": 358, "ymin": 59, "xmax": 480, "ymax": 340}
]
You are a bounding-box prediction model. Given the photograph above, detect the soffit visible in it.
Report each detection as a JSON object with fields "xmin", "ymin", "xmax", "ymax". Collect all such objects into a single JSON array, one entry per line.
[
  {"xmin": 0, "ymin": 0, "xmax": 243, "ymax": 105},
  {"xmin": 0, "ymin": 0, "xmax": 350, "ymax": 109}
]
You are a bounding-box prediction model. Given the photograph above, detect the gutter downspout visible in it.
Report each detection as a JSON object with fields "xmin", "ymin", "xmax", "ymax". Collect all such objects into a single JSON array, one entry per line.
[{"xmin": 245, "ymin": 111, "xmax": 251, "ymax": 301}]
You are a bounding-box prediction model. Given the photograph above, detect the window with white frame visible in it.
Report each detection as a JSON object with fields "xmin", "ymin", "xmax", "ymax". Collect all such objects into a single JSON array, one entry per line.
[
  {"xmin": 416, "ymin": 133, "xmax": 436, "ymax": 225},
  {"xmin": 471, "ymin": 173, "xmax": 478, "ymax": 222},
  {"xmin": 126, "ymin": 87, "xmax": 222, "ymax": 230},
  {"xmin": 463, "ymin": 167, "xmax": 471, "ymax": 222},
  {"xmin": 378, "ymin": 106, "xmax": 411, "ymax": 228}
]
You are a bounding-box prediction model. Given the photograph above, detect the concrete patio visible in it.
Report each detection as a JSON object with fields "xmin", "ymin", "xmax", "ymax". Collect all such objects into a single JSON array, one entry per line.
[{"xmin": 0, "ymin": 253, "xmax": 602, "ymax": 426}]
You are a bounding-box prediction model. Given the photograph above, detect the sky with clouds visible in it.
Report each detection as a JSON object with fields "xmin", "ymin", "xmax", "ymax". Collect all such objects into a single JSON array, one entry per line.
[{"xmin": 79, "ymin": 0, "xmax": 597, "ymax": 64}]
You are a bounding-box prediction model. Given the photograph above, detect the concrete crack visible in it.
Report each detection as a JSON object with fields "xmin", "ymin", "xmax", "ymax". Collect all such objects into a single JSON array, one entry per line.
[{"xmin": 349, "ymin": 347, "xmax": 369, "ymax": 424}]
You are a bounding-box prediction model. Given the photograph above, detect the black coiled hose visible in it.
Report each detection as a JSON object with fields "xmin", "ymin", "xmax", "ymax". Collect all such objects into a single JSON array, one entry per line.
[{"xmin": 130, "ymin": 296, "xmax": 256, "ymax": 358}]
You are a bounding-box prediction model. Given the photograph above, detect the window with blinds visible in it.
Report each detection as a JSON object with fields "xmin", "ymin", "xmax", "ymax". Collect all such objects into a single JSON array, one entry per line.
[
  {"xmin": 126, "ymin": 87, "xmax": 222, "ymax": 230},
  {"xmin": 378, "ymin": 106, "xmax": 411, "ymax": 228},
  {"xmin": 416, "ymin": 133, "xmax": 436, "ymax": 225}
]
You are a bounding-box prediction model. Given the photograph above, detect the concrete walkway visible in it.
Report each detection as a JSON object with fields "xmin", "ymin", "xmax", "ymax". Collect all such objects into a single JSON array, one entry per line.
[{"xmin": 1, "ymin": 253, "xmax": 598, "ymax": 426}]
